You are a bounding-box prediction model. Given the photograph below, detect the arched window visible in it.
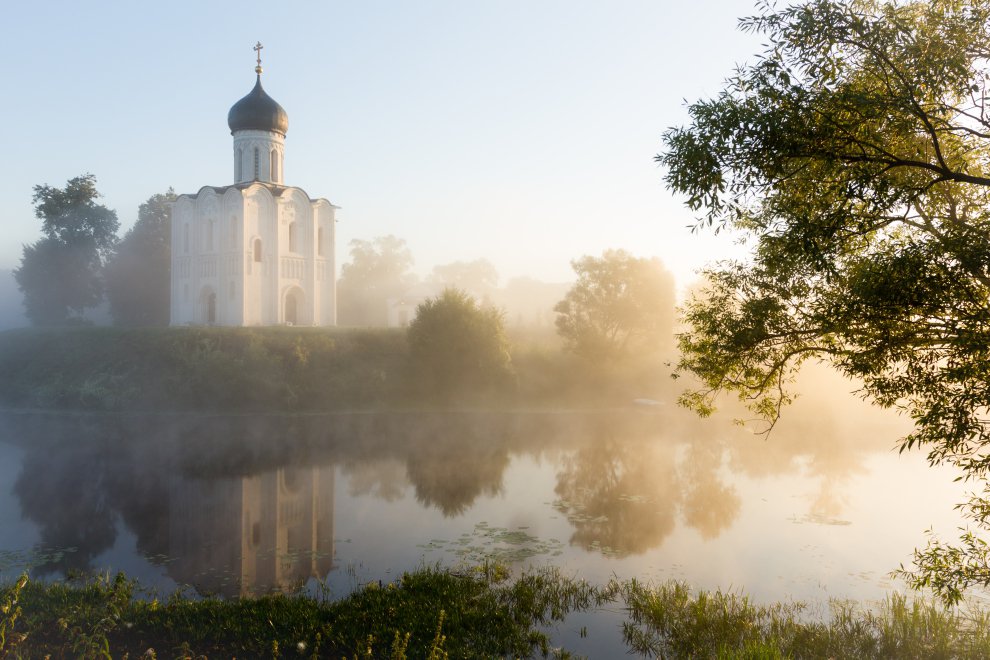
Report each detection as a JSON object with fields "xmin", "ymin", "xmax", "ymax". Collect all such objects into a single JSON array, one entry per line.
[
  {"xmin": 288, "ymin": 222, "xmax": 297, "ymax": 253},
  {"xmin": 317, "ymin": 227, "xmax": 324, "ymax": 256},
  {"xmin": 254, "ymin": 238, "xmax": 262, "ymax": 263},
  {"xmin": 183, "ymin": 223, "xmax": 189, "ymax": 253},
  {"xmin": 236, "ymin": 148, "xmax": 243, "ymax": 181},
  {"xmin": 206, "ymin": 219, "xmax": 214, "ymax": 252},
  {"xmin": 253, "ymin": 147, "xmax": 260, "ymax": 180},
  {"xmin": 270, "ymin": 149, "xmax": 278, "ymax": 182}
]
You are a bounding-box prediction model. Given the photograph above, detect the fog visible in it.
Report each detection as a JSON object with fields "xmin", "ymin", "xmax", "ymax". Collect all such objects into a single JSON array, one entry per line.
[
  {"xmin": 0, "ymin": 366, "xmax": 931, "ymax": 597},
  {"xmin": 0, "ymin": 270, "xmax": 26, "ymax": 330}
]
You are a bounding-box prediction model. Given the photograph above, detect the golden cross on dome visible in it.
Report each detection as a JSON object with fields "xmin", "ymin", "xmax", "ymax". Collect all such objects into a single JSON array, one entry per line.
[{"xmin": 254, "ymin": 41, "xmax": 264, "ymax": 75}]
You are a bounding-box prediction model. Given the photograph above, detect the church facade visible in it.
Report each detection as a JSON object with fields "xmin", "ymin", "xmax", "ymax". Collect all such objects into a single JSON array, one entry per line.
[{"xmin": 170, "ymin": 48, "xmax": 337, "ymax": 326}]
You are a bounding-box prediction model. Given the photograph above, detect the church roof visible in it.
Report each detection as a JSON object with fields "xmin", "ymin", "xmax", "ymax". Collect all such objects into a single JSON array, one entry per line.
[
  {"xmin": 227, "ymin": 75, "xmax": 289, "ymax": 136},
  {"xmin": 175, "ymin": 182, "xmax": 338, "ymax": 208}
]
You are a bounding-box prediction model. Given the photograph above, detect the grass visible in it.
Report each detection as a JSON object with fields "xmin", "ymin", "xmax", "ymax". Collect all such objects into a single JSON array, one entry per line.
[
  {"xmin": 0, "ymin": 326, "xmax": 675, "ymax": 413},
  {"xmin": 622, "ymin": 579, "xmax": 990, "ymax": 659},
  {"xmin": 0, "ymin": 565, "xmax": 617, "ymax": 659},
  {"xmin": 3, "ymin": 569, "xmax": 990, "ymax": 658},
  {"xmin": 0, "ymin": 326, "xmax": 412, "ymax": 413}
]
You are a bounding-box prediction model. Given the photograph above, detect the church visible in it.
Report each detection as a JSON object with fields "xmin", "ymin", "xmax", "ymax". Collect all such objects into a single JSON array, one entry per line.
[{"xmin": 170, "ymin": 44, "xmax": 337, "ymax": 326}]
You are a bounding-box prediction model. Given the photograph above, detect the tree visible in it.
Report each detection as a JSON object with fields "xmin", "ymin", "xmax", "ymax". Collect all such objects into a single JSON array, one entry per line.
[
  {"xmin": 407, "ymin": 288, "xmax": 514, "ymax": 399},
  {"xmin": 660, "ymin": 0, "xmax": 990, "ymax": 603},
  {"xmin": 106, "ymin": 189, "xmax": 176, "ymax": 326},
  {"xmin": 429, "ymin": 259, "xmax": 499, "ymax": 299},
  {"xmin": 337, "ymin": 235, "xmax": 417, "ymax": 326},
  {"xmin": 14, "ymin": 174, "xmax": 119, "ymax": 325},
  {"xmin": 553, "ymin": 249, "xmax": 675, "ymax": 362}
]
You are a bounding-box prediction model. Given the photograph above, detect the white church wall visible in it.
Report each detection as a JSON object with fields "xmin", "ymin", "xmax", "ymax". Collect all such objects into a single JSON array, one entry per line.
[
  {"xmin": 169, "ymin": 63, "xmax": 337, "ymax": 327},
  {"xmin": 222, "ymin": 189, "xmax": 245, "ymax": 326},
  {"xmin": 171, "ymin": 198, "xmax": 196, "ymax": 325},
  {"xmin": 313, "ymin": 202, "xmax": 337, "ymax": 326}
]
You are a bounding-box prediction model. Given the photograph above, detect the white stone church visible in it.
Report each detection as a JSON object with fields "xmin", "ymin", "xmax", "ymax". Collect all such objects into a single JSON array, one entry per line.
[{"xmin": 170, "ymin": 47, "xmax": 337, "ymax": 326}]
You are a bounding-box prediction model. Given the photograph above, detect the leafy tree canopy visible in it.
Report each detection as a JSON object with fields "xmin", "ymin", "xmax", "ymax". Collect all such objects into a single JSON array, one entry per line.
[
  {"xmin": 407, "ymin": 288, "xmax": 514, "ymax": 400},
  {"xmin": 106, "ymin": 189, "xmax": 176, "ymax": 326},
  {"xmin": 32, "ymin": 174, "xmax": 119, "ymax": 261},
  {"xmin": 337, "ymin": 235, "xmax": 417, "ymax": 326},
  {"xmin": 15, "ymin": 238, "xmax": 103, "ymax": 325},
  {"xmin": 554, "ymin": 249, "xmax": 675, "ymax": 362},
  {"xmin": 15, "ymin": 174, "xmax": 119, "ymax": 325},
  {"xmin": 661, "ymin": 0, "xmax": 990, "ymax": 603}
]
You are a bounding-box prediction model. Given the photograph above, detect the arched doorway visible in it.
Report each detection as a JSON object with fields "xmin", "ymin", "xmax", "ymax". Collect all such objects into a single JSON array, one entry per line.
[
  {"xmin": 285, "ymin": 293, "xmax": 298, "ymax": 325},
  {"xmin": 283, "ymin": 287, "xmax": 305, "ymax": 326},
  {"xmin": 201, "ymin": 287, "xmax": 217, "ymax": 325}
]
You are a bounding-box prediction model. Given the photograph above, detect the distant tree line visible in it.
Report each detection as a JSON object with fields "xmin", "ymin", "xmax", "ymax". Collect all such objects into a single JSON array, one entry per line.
[
  {"xmin": 14, "ymin": 174, "xmax": 174, "ymax": 327},
  {"xmin": 14, "ymin": 177, "xmax": 678, "ymax": 373}
]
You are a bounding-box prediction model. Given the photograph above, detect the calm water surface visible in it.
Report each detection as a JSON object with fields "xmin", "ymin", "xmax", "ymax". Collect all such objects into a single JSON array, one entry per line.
[{"xmin": 0, "ymin": 386, "xmax": 975, "ymax": 655}]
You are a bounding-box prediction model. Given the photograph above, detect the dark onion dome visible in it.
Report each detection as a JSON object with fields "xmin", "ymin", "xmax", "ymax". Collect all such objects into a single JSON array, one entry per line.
[{"xmin": 227, "ymin": 75, "xmax": 288, "ymax": 136}]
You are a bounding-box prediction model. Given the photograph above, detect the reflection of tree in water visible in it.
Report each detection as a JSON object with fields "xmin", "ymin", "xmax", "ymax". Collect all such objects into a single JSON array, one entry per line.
[
  {"xmin": 12, "ymin": 421, "xmax": 170, "ymax": 576},
  {"xmin": 715, "ymin": 366, "xmax": 900, "ymax": 523},
  {"xmin": 554, "ymin": 438, "xmax": 681, "ymax": 556},
  {"xmin": 399, "ymin": 416, "xmax": 510, "ymax": 516},
  {"xmin": 4, "ymin": 393, "xmax": 899, "ymax": 575},
  {"xmin": 343, "ymin": 457, "xmax": 409, "ymax": 502},
  {"xmin": 554, "ymin": 430, "xmax": 743, "ymax": 555},
  {"xmin": 15, "ymin": 443, "xmax": 117, "ymax": 575},
  {"xmin": 680, "ymin": 441, "xmax": 741, "ymax": 540},
  {"xmin": 407, "ymin": 444, "xmax": 509, "ymax": 517}
]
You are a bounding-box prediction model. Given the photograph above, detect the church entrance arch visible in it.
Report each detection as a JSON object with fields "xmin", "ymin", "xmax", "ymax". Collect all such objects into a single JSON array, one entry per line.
[
  {"xmin": 283, "ymin": 286, "xmax": 305, "ymax": 326},
  {"xmin": 201, "ymin": 286, "xmax": 217, "ymax": 325}
]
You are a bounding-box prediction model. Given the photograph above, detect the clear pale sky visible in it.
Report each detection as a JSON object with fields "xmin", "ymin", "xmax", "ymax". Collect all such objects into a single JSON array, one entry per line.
[{"xmin": 1, "ymin": 0, "xmax": 762, "ymax": 290}]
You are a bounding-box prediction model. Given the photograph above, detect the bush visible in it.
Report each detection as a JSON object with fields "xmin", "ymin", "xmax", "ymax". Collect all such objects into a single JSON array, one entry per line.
[{"xmin": 407, "ymin": 289, "xmax": 514, "ymax": 402}]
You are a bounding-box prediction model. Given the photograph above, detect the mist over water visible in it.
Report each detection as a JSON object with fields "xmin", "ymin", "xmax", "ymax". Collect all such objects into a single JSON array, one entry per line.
[
  {"xmin": 0, "ymin": 379, "xmax": 972, "ymax": 653},
  {"xmin": 0, "ymin": 369, "xmax": 965, "ymax": 586}
]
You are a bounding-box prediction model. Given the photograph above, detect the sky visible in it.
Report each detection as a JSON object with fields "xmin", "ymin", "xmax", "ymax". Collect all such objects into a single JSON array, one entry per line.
[{"xmin": 1, "ymin": 0, "xmax": 764, "ymax": 292}]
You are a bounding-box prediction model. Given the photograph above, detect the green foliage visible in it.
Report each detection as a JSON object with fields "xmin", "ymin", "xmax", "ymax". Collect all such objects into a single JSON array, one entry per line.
[
  {"xmin": 1, "ymin": 566, "xmax": 614, "ymax": 658},
  {"xmin": 106, "ymin": 189, "xmax": 176, "ymax": 327},
  {"xmin": 7, "ymin": 570, "xmax": 990, "ymax": 658},
  {"xmin": 0, "ymin": 325, "xmax": 662, "ymax": 413},
  {"xmin": 661, "ymin": 0, "xmax": 990, "ymax": 602},
  {"xmin": 337, "ymin": 235, "xmax": 417, "ymax": 326},
  {"xmin": 407, "ymin": 288, "xmax": 514, "ymax": 400},
  {"xmin": 554, "ymin": 249, "xmax": 675, "ymax": 363},
  {"xmin": 0, "ymin": 573, "xmax": 27, "ymax": 655},
  {"xmin": 31, "ymin": 174, "xmax": 119, "ymax": 262},
  {"xmin": 622, "ymin": 580, "xmax": 990, "ymax": 659},
  {"xmin": 0, "ymin": 327, "xmax": 409, "ymax": 412},
  {"xmin": 14, "ymin": 174, "xmax": 119, "ymax": 325},
  {"xmin": 13, "ymin": 238, "xmax": 103, "ymax": 326}
]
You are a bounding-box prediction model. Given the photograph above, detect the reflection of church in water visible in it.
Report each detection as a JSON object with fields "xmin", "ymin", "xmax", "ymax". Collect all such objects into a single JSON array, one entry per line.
[{"xmin": 168, "ymin": 466, "xmax": 335, "ymax": 597}]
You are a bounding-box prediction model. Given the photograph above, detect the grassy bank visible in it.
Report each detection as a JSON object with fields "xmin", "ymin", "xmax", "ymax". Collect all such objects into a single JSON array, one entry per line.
[
  {"xmin": 0, "ymin": 327, "xmax": 673, "ymax": 413},
  {"xmin": 0, "ymin": 327, "xmax": 412, "ymax": 412},
  {"xmin": 0, "ymin": 566, "xmax": 615, "ymax": 659},
  {"xmin": 2, "ymin": 569, "xmax": 989, "ymax": 659}
]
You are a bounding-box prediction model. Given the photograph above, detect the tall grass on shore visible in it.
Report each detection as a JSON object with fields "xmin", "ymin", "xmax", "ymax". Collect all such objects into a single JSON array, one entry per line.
[
  {"xmin": 623, "ymin": 580, "xmax": 990, "ymax": 659},
  {"xmin": 4, "ymin": 568, "xmax": 990, "ymax": 658},
  {"xmin": 0, "ymin": 565, "xmax": 617, "ymax": 659}
]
